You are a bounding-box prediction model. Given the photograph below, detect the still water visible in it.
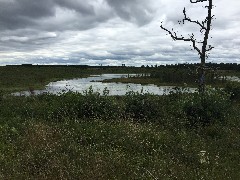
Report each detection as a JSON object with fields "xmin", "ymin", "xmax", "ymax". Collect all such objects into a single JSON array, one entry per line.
[{"xmin": 13, "ymin": 74, "xmax": 191, "ymax": 96}]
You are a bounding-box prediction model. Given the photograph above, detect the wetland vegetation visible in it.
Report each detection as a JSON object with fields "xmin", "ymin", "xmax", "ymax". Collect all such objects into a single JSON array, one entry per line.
[{"xmin": 0, "ymin": 64, "xmax": 240, "ymax": 179}]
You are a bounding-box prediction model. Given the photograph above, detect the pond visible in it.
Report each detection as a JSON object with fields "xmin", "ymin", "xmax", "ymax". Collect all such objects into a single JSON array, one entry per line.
[
  {"xmin": 224, "ymin": 76, "xmax": 240, "ymax": 82},
  {"xmin": 12, "ymin": 74, "xmax": 193, "ymax": 96}
]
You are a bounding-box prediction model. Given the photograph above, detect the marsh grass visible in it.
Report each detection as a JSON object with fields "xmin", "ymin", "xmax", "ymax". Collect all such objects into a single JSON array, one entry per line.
[
  {"xmin": 0, "ymin": 65, "xmax": 240, "ymax": 179},
  {"xmin": 0, "ymin": 86, "xmax": 240, "ymax": 179},
  {"xmin": 0, "ymin": 66, "xmax": 149, "ymax": 94}
]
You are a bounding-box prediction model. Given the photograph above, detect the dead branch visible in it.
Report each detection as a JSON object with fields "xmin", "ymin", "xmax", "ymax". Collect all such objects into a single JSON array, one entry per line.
[{"xmin": 160, "ymin": 0, "xmax": 214, "ymax": 92}]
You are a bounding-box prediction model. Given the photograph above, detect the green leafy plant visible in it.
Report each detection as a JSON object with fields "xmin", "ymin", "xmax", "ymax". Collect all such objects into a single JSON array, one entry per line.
[
  {"xmin": 182, "ymin": 88, "xmax": 231, "ymax": 127},
  {"xmin": 124, "ymin": 91, "xmax": 163, "ymax": 121},
  {"xmin": 224, "ymin": 82, "xmax": 240, "ymax": 100}
]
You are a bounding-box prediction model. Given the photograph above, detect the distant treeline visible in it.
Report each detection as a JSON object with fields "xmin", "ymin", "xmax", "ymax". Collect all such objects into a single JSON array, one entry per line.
[
  {"xmin": 6, "ymin": 62, "xmax": 240, "ymax": 71},
  {"xmin": 142, "ymin": 63, "xmax": 240, "ymax": 71},
  {"xmin": 6, "ymin": 64, "xmax": 125, "ymax": 69}
]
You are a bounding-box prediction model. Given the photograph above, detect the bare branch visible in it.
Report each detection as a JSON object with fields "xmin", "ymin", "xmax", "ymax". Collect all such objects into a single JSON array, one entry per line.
[
  {"xmin": 190, "ymin": 0, "xmax": 208, "ymax": 3},
  {"xmin": 183, "ymin": 7, "xmax": 207, "ymax": 31},
  {"xmin": 206, "ymin": 45, "xmax": 214, "ymax": 51},
  {"xmin": 205, "ymin": 4, "xmax": 214, "ymax": 8},
  {"xmin": 160, "ymin": 0, "xmax": 214, "ymax": 92},
  {"xmin": 160, "ymin": 24, "xmax": 202, "ymax": 56}
]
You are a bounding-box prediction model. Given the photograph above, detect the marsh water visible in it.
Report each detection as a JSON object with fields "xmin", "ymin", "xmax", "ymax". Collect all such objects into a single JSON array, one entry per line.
[
  {"xmin": 224, "ymin": 76, "xmax": 240, "ymax": 82},
  {"xmin": 12, "ymin": 74, "xmax": 240, "ymax": 96},
  {"xmin": 13, "ymin": 74, "xmax": 193, "ymax": 96}
]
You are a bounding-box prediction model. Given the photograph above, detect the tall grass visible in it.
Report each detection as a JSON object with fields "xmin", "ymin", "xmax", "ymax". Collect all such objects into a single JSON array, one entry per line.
[{"xmin": 0, "ymin": 87, "xmax": 240, "ymax": 179}]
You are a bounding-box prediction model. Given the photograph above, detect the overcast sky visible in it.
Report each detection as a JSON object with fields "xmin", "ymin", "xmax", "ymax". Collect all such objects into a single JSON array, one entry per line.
[{"xmin": 0, "ymin": 0, "xmax": 239, "ymax": 66}]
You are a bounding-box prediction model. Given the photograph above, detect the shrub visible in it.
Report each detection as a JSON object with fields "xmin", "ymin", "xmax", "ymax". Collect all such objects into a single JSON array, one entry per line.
[
  {"xmin": 151, "ymin": 69, "xmax": 195, "ymax": 84},
  {"xmin": 124, "ymin": 91, "xmax": 162, "ymax": 121},
  {"xmin": 182, "ymin": 88, "xmax": 231, "ymax": 127},
  {"xmin": 80, "ymin": 94, "xmax": 121, "ymax": 119},
  {"xmin": 224, "ymin": 82, "xmax": 240, "ymax": 100},
  {"xmin": 46, "ymin": 87, "xmax": 123, "ymax": 121}
]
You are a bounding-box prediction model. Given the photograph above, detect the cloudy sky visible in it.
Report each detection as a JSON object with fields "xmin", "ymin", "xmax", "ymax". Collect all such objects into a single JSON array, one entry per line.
[{"xmin": 0, "ymin": 0, "xmax": 239, "ymax": 66}]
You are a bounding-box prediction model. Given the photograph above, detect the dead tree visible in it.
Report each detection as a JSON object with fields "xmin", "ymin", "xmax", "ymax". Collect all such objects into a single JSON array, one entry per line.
[{"xmin": 160, "ymin": 0, "xmax": 214, "ymax": 92}]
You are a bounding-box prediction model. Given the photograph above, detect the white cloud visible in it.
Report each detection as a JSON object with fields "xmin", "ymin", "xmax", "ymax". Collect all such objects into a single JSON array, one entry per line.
[{"xmin": 0, "ymin": 0, "xmax": 239, "ymax": 66}]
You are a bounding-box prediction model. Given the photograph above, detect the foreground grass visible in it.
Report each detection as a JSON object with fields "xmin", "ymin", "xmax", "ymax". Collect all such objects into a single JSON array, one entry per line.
[
  {"xmin": 0, "ymin": 91, "xmax": 240, "ymax": 179},
  {"xmin": 1, "ymin": 117, "xmax": 240, "ymax": 179}
]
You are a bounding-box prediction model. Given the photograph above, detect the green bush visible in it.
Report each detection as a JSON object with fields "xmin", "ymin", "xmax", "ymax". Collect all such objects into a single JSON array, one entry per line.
[
  {"xmin": 43, "ymin": 87, "xmax": 123, "ymax": 121},
  {"xmin": 80, "ymin": 94, "xmax": 122, "ymax": 120},
  {"xmin": 182, "ymin": 89, "xmax": 231, "ymax": 127},
  {"xmin": 124, "ymin": 91, "xmax": 162, "ymax": 121},
  {"xmin": 5, "ymin": 87, "xmax": 232, "ymax": 127},
  {"xmin": 224, "ymin": 82, "xmax": 240, "ymax": 100}
]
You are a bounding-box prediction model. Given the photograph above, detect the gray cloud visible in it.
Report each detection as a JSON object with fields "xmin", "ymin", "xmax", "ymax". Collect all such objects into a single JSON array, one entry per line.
[
  {"xmin": 56, "ymin": 0, "xmax": 95, "ymax": 16},
  {"xmin": 0, "ymin": 0, "xmax": 113, "ymax": 31},
  {"xmin": 106, "ymin": 0, "xmax": 156, "ymax": 26},
  {"xmin": 0, "ymin": 0, "xmax": 156, "ymax": 32},
  {"xmin": 0, "ymin": 0, "xmax": 56, "ymax": 30},
  {"xmin": 0, "ymin": 0, "xmax": 239, "ymax": 66}
]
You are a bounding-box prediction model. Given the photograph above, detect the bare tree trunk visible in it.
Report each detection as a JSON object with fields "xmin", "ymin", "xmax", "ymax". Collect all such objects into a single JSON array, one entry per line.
[{"xmin": 199, "ymin": 0, "xmax": 213, "ymax": 92}]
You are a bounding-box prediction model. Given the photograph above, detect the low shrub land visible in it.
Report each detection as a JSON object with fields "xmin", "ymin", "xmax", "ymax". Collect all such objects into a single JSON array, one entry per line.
[{"xmin": 0, "ymin": 87, "xmax": 240, "ymax": 179}]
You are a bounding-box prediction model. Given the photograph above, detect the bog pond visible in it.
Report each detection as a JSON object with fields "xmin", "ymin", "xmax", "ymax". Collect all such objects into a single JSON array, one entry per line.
[
  {"xmin": 12, "ymin": 74, "xmax": 240, "ymax": 96},
  {"xmin": 13, "ymin": 74, "xmax": 194, "ymax": 96}
]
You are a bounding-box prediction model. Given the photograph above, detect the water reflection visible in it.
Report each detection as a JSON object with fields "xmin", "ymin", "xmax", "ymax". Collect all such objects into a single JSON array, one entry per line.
[
  {"xmin": 224, "ymin": 76, "xmax": 240, "ymax": 82},
  {"xmin": 13, "ymin": 74, "xmax": 193, "ymax": 96}
]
